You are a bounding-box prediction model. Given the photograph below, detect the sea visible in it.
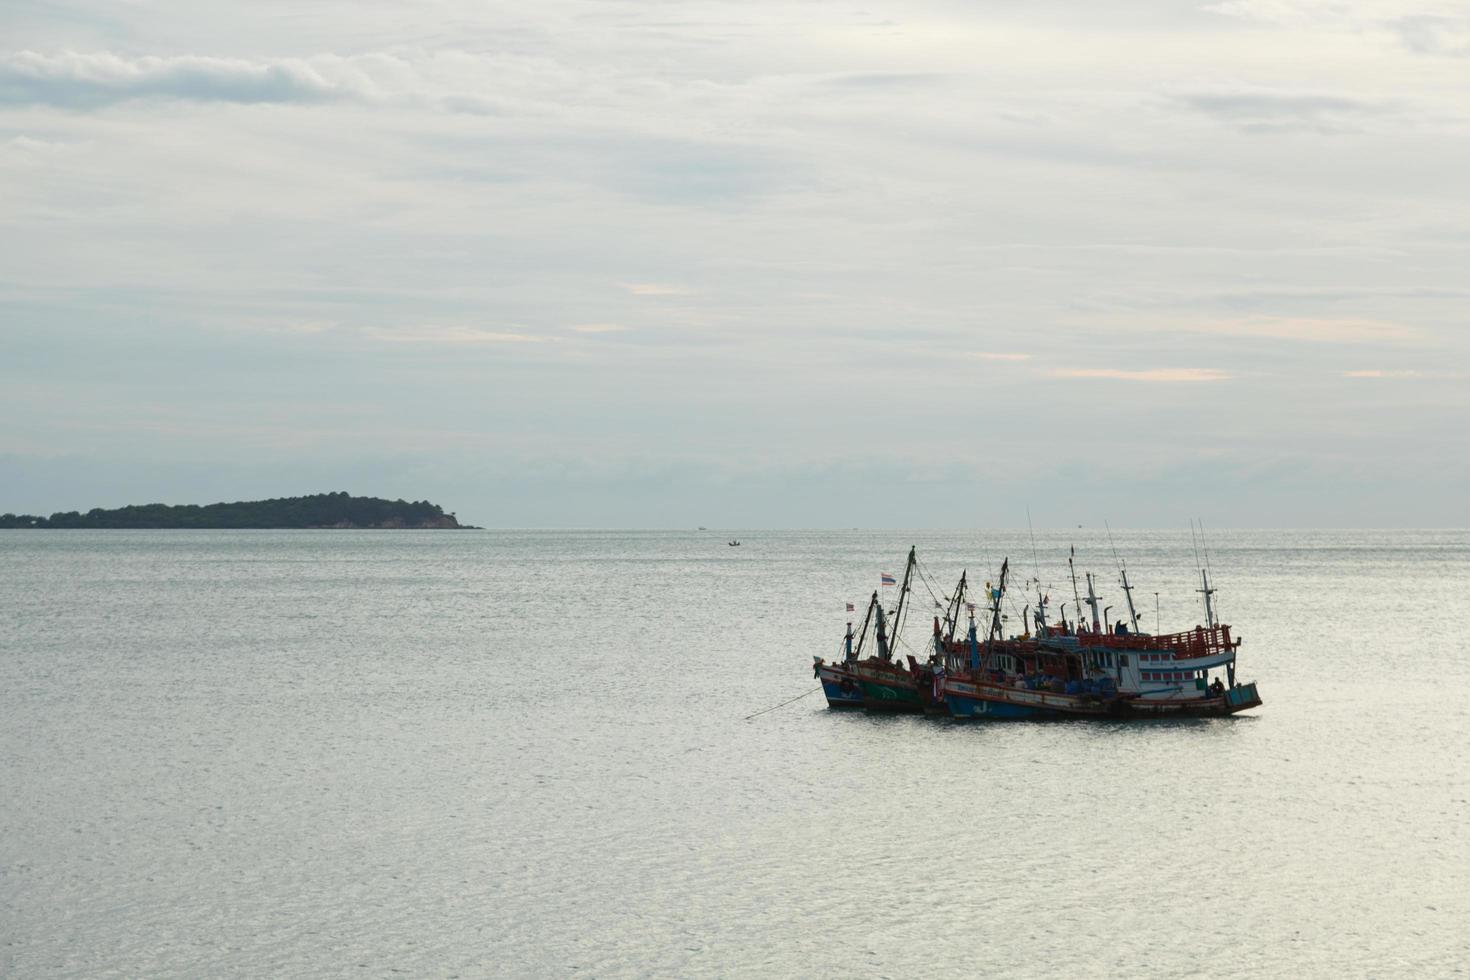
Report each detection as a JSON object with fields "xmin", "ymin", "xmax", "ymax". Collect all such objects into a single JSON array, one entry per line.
[{"xmin": 2, "ymin": 528, "xmax": 1467, "ymax": 978}]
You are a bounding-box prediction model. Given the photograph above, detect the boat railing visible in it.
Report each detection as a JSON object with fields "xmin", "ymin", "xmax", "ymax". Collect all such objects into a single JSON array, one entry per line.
[{"xmin": 1084, "ymin": 624, "xmax": 1236, "ymax": 660}]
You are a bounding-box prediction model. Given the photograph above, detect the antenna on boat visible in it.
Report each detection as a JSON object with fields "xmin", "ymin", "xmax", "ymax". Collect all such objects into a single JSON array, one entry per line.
[
  {"xmin": 1026, "ymin": 506, "xmax": 1041, "ymax": 583},
  {"xmin": 1191, "ymin": 519, "xmax": 1216, "ymax": 628},
  {"xmin": 1026, "ymin": 509, "xmax": 1048, "ymax": 636},
  {"xmin": 1106, "ymin": 520, "xmax": 1140, "ymax": 634},
  {"xmin": 1199, "ymin": 519, "xmax": 1220, "ymax": 623},
  {"xmin": 1068, "ymin": 544, "xmax": 1083, "ymax": 635}
]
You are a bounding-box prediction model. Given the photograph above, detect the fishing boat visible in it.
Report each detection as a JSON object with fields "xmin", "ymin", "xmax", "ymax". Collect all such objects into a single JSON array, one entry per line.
[
  {"xmin": 814, "ymin": 608, "xmax": 866, "ymax": 709},
  {"xmin": 1065, "ymin": 563, "xmax": 1261, "ymax": 716},
  {"xmin": 851, "ymin": 548, "xmax": 926, "ymax": 712},
  {"xmin": 815, "ymin": 533, "xmax": 1262, "ymax": 722},
  {"xmin": 812, "ymin": 548, "xmax": 927, "ymax": 712},
  {"xmin": 939, "ymin": 558, "xmax": 1123, "ymax": 719},
  {"xmin": 949, "ymin": 551, "xmax": 1261, "ymax": 720},
  {"xmin": 916, "ymin": 570, "xmax": 976, "ymax": 716},
  {"xmin": 813, "ymin": 659, "xmax": 863, "ymax": 708}
]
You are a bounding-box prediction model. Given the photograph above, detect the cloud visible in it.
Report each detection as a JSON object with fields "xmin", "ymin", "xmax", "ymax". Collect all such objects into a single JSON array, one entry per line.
[
  {"xmin": 1203, "ymin": 1, "xmax": 1340, "ymax": 27},
  {"xmin": 1391, "ymin": 16, "xmax": 1470, "ymax": 58},
  {"xmin": 269, "ymin": 320, "xmax": 336, "ymax": 335},
  {"xmin": 365, "ymin": 326, "xmax": 548, "ymax": 346},
  {"xmin": 571, "ymin": 323, "xmax": 627, "ymax": 333},
  {"xmin": 969, "ymin": 351, "xmax": 1032, "ymax": 361},
  {"xmin": 0, "ymin": 51, "xmax": 391, "ymax": 108},
  {"xmin": 622, "ymin": 283, "xmax": 693, "ymax": 296},
  {"xmin": 1182, "ymin": 316, "xmax": 1418, "ymax": 344},
  {"xmin": 1174, "ymin": 89, "xmax": 1386, "ymax": 133},
  {"xmin": 1049, "ymin": 368, "xmax": 1230, "ymax": 382}
]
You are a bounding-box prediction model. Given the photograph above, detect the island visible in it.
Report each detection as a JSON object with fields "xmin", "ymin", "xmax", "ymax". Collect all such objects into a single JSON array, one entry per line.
[{"xmin": 0, "ymin": 492, "xmax": 477, "ymax": 529}]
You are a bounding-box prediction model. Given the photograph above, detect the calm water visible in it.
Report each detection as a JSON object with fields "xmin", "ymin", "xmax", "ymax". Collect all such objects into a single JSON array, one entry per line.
[{"xmin": 2, "ymin": 529, "xmax": 1468, "ymax": 977}]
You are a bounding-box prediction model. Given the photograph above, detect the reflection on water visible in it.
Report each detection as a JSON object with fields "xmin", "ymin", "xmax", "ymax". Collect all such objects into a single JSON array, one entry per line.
[{"xmin": 2, "ymin": 528, "xmax": 1467, "ymax": 977}]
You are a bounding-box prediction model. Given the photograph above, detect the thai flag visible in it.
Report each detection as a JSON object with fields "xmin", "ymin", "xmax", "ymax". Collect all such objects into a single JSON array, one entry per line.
[
  {"xmin": 846, "ymin": 602, "xmax": 855, "ymax": 612},
  {"xmin": 881, "ymin": 573, "xmax": 897, "ymax": 586}
]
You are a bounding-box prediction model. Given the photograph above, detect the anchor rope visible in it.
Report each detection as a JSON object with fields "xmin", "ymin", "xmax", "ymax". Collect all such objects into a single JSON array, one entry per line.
[{"xmin": 744, "ymin": 686, "xmax": 822, "ymax": 720}]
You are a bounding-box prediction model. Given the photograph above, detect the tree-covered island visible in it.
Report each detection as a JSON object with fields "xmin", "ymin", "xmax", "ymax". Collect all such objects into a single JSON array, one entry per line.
[{"xmin": 0, "ymin": 492, "xmax": 476, "ymax": 529}]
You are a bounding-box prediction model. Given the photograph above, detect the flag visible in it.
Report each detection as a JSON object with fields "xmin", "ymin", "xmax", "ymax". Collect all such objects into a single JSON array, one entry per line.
[
  {"xmin": 966, "ymin": 602, "xmax": 976, "ymax": 614},
  {"xmin": 881, "ymin": 573, "xmax": 896, "ymax": 586},
  {"xmin": 846, "ymin": 602, "xmax": 855, "ymax": 612}
]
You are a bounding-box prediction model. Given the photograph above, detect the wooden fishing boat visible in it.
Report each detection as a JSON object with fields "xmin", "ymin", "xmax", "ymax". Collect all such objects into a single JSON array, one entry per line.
[
  {"xmin": 943, "ymin": 674, "xmax": 1121, "ymax": 719},
  {"xmin": 854, "ymin": 657, "xmax": 924, "ymax": 713},
  {"xmin": 814, "ymin": 657, "xmax": 863, "ymax": 709},
  {"xmin": 915, "ymin": 659, "xmax": 950, "ymax": 716},
  {"xmin": 816, "ymin": 536, "xmax": 1263, "ymax": 722},
  {"xmin": 813, "ymin": 548, "xmax": 929, "ymax": 713},
  {"xmin": 947, "ymin": 553, "xmax": 1263, "ymax": 720},
  {"xmin": 1120, "ymin": 682, "xmax": 1262, "ymax": 717},
  {"xmin": 852, "ymin": 548, "xmax": 936, "ymax": 713}
]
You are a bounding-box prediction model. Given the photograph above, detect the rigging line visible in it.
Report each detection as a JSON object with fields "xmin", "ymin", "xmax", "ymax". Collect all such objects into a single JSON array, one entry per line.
[
  {"xmin": 910, "ymin": 557, "xmax": 950, "ymax": 616},
  {"xmin": 912, "ymin": 555, "xmax": 932, "ymax": 593},
  {"xmin": 1199, "ymin": 518, "xmax": 1219, "ymax": 620},
  {"xmin": 744, "ymin": 686, "xmax": 822, "ymax": 720},
  {"xmin": 1189, "ymin": 519, "xmax": 1203, "ymax": 617},
  {"xmin": 896, "ymin": 633, "xmax": 929, "ymax": 658},
  {"xmin": 1027, "ymin": 506, "xmax": 1041, "ymax": 585},
  {"xmin": 1199, "ymin": 518, "xmax": 1216, "ymax": 579},
  {"xmin": 1105, "ymin": 519, "xmax": 1125, "ymax": 574},
  {"xmin": 1005, "ymin": 593, "xmax": 1026, "ymax": 632},
  {"xmin": 916, "ymin": 562, "xmax": 947, "ymax": 612}
]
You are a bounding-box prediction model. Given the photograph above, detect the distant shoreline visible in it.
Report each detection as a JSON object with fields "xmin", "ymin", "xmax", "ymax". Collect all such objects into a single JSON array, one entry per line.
[{"xmin": 0, "ymin": 492, "xmax": 479, "ymax": 530}]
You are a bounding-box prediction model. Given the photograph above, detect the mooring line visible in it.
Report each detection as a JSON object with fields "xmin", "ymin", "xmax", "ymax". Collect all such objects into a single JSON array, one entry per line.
[{"xmin": 745, "ymin": 686, "xmax": 822, "ymax": 720}]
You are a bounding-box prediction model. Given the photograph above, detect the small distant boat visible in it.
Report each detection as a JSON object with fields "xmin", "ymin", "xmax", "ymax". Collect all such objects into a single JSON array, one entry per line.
[{"xmin": 728, "ymin": 540, "xmax": 740, "ymax": 547}]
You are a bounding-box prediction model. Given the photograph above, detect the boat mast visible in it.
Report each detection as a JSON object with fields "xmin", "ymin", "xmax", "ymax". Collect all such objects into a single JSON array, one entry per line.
[
  {"xmin": 884, "ymin": 546, "xmax": 917, "ymax": 662},
  {"xmin": 1106, "ymin": 520, "xmax": 1140, "ymax": 634},
  {"xmin": 1198, "ymin": 568, "xmax": 1217, "ymax": 629},
  {"xmin": 1068, "ymin": 545, "xmax": 1082, "ymax": 635},
  {"xmin": 1032, "ymin": 577, "xmax": 1048, "ymax": 636},
  {"xmin": 1192, "ymin": 519, "xmax": 1217, "ymax": 628},
  {"xmin": 875, "ymin": 602, "xmax": 891, "ymax": 661},
  {"xmin": 943, "ymin": 570, "xmax": 968, "ymax": 645},
  {"xmin": 986, "ymin": 558, "xmax": 1009, "ymax": 646},
  {"xmin": 1084, "ymin": 573, "xmax": 1102, "ymax": 632},
  {"xmin": 1120, "ymin": 567, "xmax": 1140, "ymax": 634},
  {"xmin": 851, "ymin": 590, "xmax": 878, "ymax": 660},
  {"xmin": 1026, "ymin": 508, "xmax": 1044, "ymax": 636}
]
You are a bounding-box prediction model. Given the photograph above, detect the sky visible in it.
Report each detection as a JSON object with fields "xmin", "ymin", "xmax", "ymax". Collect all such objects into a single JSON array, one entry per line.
[{"xmin": 2, "ymin": 0, "xmax": 1468, "ymax": 527}]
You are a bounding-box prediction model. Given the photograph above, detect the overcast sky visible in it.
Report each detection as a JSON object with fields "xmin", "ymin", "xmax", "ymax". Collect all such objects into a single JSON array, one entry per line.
[{"xmin": 3, "ymin": 0, "xmax": 1467, "ymax": 526}]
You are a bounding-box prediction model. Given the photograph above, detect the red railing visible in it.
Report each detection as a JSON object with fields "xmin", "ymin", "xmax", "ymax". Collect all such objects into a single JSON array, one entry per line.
[{"xmin": 1087, "ymin": 624, "xmax": 1235, "ymax": 660}]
